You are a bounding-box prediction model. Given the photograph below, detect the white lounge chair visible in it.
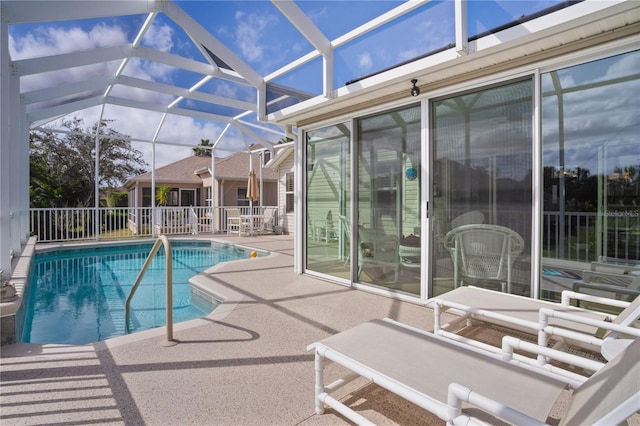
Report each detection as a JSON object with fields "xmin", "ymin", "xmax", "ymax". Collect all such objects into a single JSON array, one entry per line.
[
  {"xmin": 307, "ymin": 318, "xmax": 639, "ymax": 425},
  {"xmin": 430, "ymin": 286, "xmax": 640, "ymax": 357}
]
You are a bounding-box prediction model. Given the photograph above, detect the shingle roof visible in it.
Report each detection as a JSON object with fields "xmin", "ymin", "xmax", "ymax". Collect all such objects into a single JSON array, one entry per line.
[
  {"xmin": 126, "ymin": 150, "xmax": 278, "ymax": 187},
  {"xmin": 214, "ymin": 151, "xmax": 278, "ymax": 180}
]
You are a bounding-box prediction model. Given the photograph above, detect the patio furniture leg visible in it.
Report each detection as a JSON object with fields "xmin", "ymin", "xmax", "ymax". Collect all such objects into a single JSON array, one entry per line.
[{"xmin": 314, "ymin": 351, "xmax": 325, "ymax": 415}]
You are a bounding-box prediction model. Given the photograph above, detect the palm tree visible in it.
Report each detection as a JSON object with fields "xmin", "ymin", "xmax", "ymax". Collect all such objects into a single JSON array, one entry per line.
[
  {"xmin": 156, "ymin": 185, "xmax": 172, "ymax": 206},
  {"xmin": 192, "ymin": 139, "xmax": 212, "ymax": 157}
]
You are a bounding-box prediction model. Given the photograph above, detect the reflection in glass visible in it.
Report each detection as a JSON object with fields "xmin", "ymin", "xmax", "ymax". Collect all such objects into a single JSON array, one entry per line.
[
  {"xmin": 541, "ymin": 50, "xmax": 640, "ymax": 300},
  {"xmin": 356, "ymin": 104, "xmax": 421, "ymax": 295},
  {"xmin": 305, "ymin": 123, "xmax": 351, "ymax": 280},
  {"xmin": 431, "ymin": 79, "xmax": 533, "ymax": 297}
]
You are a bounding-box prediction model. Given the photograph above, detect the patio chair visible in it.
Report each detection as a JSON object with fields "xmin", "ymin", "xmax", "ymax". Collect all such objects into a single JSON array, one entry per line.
[
  {"xmin": 399, "ymin": 235, "xmax": 420, "ymax": 271},
  {"xmin": 358, "ymin": 225, "xmax": 400, "ymax": 282},
  {"xmin": 307, "ymin": 318, "xmax": 640, "ymax": 426},
  {"xmin": 444, "ymin": 223, "xmax": 524, "ymax": 293},
  {"xmin": 259, "ymin": 208, "xmax": 277, "ymax": 234},
  {"xmin": 430, "ymin": 285, "xmax": 640, "ymax": 357},
  {"xmin": 311, "ymin": 210, "xmax": 338, "ymax": 242},
  {"xmin": 450, "ymin": 210, "xmax": 484, "ymax": 229},
  {"xmin": 226, "ymin": 208, "xmax": 249, "ymax": 236}
]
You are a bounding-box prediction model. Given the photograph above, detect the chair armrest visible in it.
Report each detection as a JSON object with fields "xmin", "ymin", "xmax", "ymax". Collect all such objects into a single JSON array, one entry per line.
[
  {"xmin": 560, "ymin": 290, "xmax": 630, "ymax": 310},
  {"xmin": 500, "ymin": 336, "xmax": 604, "ymax": 373},
  {"xmin": 537, "ymin": 307, "xmax": 640, "ymax": 349},
  {"xmin": 447, "ymin": 383, "xmax": 546, "ymax": 426}
]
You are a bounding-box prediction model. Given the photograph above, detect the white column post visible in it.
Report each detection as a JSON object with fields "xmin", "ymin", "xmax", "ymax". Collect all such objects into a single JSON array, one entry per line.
[
  {"xmin": 8, "ymin": 57, "xmax": 22, "ymax": 256},
  {"xmin": 0, "ymin": 17, "xmax": 16, "ymax": 274},
  {"xmin": 19, "ymin": 95, "xmax": 29, "ymax": 245}
]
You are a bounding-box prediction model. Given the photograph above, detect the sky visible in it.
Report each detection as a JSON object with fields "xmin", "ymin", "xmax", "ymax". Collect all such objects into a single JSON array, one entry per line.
[{"xmin": 8, "ymin": 0, "xmax": 566, "ymax": 170}]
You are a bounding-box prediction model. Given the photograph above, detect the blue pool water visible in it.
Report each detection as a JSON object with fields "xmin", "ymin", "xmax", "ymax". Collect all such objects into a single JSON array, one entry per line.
[{"xmin": 20, "ymin": 240, "xmax": 254, "ymax": 345}]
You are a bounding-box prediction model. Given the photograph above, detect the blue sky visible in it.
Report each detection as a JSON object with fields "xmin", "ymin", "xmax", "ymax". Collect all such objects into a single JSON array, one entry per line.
[{"xmin": 8, "ymin": 0, "xmax": 564, "ymax": 168}]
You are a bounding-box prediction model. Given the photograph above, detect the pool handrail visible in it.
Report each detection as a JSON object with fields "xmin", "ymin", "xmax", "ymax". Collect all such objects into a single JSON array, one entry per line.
[{"xmin": 125, "ymin": 235, "xmax": 177, "ymax": 346}]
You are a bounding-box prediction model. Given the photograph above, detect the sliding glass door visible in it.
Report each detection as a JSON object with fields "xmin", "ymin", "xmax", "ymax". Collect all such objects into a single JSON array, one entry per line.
[
  {"xmin": 540, "ymin": 50, "xmax": 640, "ymax": 299},
  {"xmin": 305, "ymin": 123, "xmax": 351, "ymax": 280},
  {"xmin": 431, "ymin": 79, "xmax": 533, "ymax": 296},
  {"xmin": 356, "ymin": 104, "xmax": 421, "ymax": 295}
]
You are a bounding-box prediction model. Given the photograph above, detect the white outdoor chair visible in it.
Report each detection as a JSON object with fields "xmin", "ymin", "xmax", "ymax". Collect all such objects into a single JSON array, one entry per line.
[
  {"xmin": 226, "ymin": 208, "xmax": 248, "ymax": 235},
  {"xmin": 450, "ymin": 210, "xmax": 484, "ymax": 229},
  {"xmin": 259, "ymin": 208, "xmax": 277, "ymax": 234},
  {"xmin": 307, "ymin": 318, "xmax": 640, "ymax": 426},
  {"xmin": 444, "ymin": 223, "xmax": 524, "ymax": 293},
  {"xmin": 312, "ymin": 210, "xmax": 338, "ymax": 242},
  {"xmin": 398, "ymin": 242, "xmax": 422, "ymax": 271},
  {"xmin": 431, "ymin": 285, "xmax": 640, "ymax": 357}
]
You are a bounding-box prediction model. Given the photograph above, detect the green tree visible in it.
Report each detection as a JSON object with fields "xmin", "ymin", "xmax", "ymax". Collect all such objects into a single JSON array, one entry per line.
[
  {"xmin": 276, "ymin": 137, "xmax": 293, "ymax": 144},
  {"xmin": 156, "ymin": 185, "xmax": 172, "ymax": 206},
  {"xmin": 29, "ymin": 117, "xmax": 148, "ymax": 207},
  {"xmin": 192, "ymin": 139, "xmax": 212, "ymax": 157}
]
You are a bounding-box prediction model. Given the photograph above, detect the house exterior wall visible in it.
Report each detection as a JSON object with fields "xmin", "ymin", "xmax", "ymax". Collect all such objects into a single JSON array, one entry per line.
[
  {"xmin": 127, "ymin": 182, "xmax": 204, "ymax": 207},
  {"xmin": 219, "ymin": 179, "xmax": 277, "ymax": 207},
  {"xmin": 277, "ymin": 153, "xmax": 295, "ymax": 234},
  {"xmin": 300, "ymin": 36, "xmax": 640, "ymax": 304}
]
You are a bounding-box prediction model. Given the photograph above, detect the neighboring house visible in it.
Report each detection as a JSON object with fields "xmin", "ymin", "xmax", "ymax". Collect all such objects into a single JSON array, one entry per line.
[
  {"xmin": 266, "ymin": 143, "xmax": 295, "ymax": 234},
  {"xmin": 124, "ymin": 144, "xmax": 296, "ymax": 233}
]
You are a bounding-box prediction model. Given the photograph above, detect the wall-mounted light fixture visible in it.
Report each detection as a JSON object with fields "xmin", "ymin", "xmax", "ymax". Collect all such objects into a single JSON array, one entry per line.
[{"xmin": 410, "ymin": 79, "xmax": 420, "ymax": 97}]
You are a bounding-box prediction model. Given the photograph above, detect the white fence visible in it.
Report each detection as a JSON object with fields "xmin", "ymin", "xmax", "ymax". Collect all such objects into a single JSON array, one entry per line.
[
  {"xmin": 28, "ymin": 207, "xmax": 637, "ymax": 261},
  {"xmin": 543, "ymin": 211, "xmax": 639, "ymax": 262},
  {"xmin": 30, "ymin": 206, "xmax": 278, "ymax": 243}
]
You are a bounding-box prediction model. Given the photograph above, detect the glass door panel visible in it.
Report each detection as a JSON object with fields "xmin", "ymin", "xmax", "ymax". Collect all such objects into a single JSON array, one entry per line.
[
  {"xmin": 431, "ymin": 79, "xmax": 533, "ymax": 296},
  {"xmin": 305, "ymin": 123, "xmax": 351, "ymax": 279},
  {"xmin": 356, "ymin": 104, "xmax": 421, "ymax": 295},
  {"xmin": 541, "ymin": 50, "xmax": 640, "ymax": 301}
]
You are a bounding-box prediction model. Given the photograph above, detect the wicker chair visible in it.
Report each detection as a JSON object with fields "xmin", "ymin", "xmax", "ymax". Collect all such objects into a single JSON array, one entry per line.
[{"xmin": 444, "ymin": 224, "xmax": 524, "ymax": 293}]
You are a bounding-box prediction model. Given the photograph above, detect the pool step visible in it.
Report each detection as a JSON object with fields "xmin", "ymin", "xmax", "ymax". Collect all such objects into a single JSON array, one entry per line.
[{"xmin": 98, "ymin": 263, "xmax": 137, "ymax": 337}]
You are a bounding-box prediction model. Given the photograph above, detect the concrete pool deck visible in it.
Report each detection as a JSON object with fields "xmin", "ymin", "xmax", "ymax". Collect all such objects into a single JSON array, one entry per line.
[{"xmin": 0, "ymin": 234, "xmax": 447, "ymax": 425}]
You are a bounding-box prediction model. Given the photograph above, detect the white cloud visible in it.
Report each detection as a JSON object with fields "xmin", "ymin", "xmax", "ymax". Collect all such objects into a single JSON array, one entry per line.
[
  {"xmin": 234, "ymin": 12, "xmax": 278, "ymax": 62},
  {"xmin": 358, "ymin": 52, "xmax": 373, "ymax": 72},
  {"xmin": 12, "ymin": 17, "xmax": 273, "ymax": 174},
  {"xmin": 142, "ymin": 22, "xmax": 174, "ymax": 53}
]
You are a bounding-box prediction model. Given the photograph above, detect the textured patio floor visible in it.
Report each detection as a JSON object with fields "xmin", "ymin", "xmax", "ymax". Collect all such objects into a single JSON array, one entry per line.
[{"xmin": 0, "ymin": 234, "xmax": 448, "ymax": 425}]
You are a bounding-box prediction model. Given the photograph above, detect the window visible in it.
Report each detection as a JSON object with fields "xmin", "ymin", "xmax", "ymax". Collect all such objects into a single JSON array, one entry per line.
[
  {"xmin": 142, "ymin": 187, "xmax": 152, "ymax": 207},
  {"xmin": 237, "ymin": 187, "xmax": 249, "ymax": 207},
  {"xmin": 285, "ymin": 173, "xmax": 294, "ymax": 213},
  {"xmin": 180, "ymin": 189, "xmax": 195, "ymax": 206},
  {"xmin": 541, "ymin": 50, "xmax": 640, "ymax": 298}
]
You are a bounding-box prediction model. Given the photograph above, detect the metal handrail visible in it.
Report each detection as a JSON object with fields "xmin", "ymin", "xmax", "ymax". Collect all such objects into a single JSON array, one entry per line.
[{"xmin": 124, "ymin": 235, "xmax": 176, "ymax": 346}]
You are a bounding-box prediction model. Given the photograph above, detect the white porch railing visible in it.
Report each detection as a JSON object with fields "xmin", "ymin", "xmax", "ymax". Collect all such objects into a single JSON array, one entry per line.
[
  {"xmin": 29, "ymin": 206, "xmax": 279, "ymax": 243},
  {"xmin": 543, "ymin": 211, "xmax": 639, "ymax": 262},
  {"xmin": 28, "ymin": 207, "xmax": 636, "ymax": 261}
]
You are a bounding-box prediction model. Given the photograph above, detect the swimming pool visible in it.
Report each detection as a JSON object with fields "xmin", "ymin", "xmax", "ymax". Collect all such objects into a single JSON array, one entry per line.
[{"xmin": 19, "ymin": 240, "xmax": 254, "ymax": 345}]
